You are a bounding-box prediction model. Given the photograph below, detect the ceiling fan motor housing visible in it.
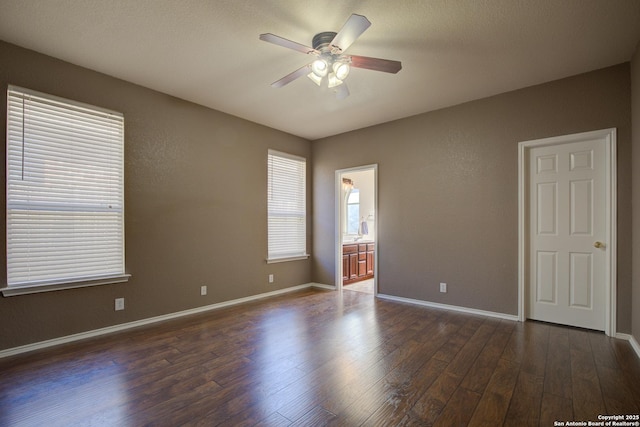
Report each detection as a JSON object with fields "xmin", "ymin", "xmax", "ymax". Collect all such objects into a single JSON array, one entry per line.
[{"xmin": 312, "ymin": 32, "xmax": 338, "ymax": 51}]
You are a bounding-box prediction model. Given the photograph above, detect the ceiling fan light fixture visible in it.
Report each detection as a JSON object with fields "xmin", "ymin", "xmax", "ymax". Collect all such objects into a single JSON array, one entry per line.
[
  {"xmin": 311, "ymin": 59, "xmax": 328, "ymax": 77},
  {"xmin": 307, "ymin": 72, "xmax": 323, "ymax": 86},
  {"xmin": 260, "ymin": 14, "xmax": 402, "ymax": 98},
  {"xmin": 333, "ymin": 62, "xmax": 350, "ymax": 80},
  {"xmin": 327, "ymin": 73, "xmax": 344, "ymax": 88}
]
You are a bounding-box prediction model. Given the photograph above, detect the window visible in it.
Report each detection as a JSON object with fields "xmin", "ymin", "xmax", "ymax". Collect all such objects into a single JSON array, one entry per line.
[
  {"xmin": 4, "ymin": 86, "xmax": 129, "ymax": 296},
  {"xmin": 267, "ymin": 150, "xmax": 308, "ymax": 262},
  {"xmin": 346, "ymin": 189, "xmax": 360, "ymax": 234}
]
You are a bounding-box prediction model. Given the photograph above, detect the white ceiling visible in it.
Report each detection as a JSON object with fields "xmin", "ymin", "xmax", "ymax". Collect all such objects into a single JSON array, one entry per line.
[{"xmin": 1, "ymin": 1, "xmax": 640, "ymax": 140}]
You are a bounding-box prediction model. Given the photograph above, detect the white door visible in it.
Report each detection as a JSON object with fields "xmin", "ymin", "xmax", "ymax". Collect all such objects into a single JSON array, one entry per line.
[{"xmin": 528, "ymin": 134, "xmax": 608, "ymax": 330}]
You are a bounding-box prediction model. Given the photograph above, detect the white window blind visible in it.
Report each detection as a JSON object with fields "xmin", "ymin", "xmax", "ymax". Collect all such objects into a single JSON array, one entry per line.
[
  {"xmin": 267, "ymin": 150, "xmax": 308, "ymax": 262},
  {"xmin": 5, "ymin": 86, "xmax": 126, "ymax": 291}
]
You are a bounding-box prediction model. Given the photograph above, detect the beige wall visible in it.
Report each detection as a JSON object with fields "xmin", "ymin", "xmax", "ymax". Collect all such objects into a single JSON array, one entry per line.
[
  {"xmin": 632, "ymin": 42, "xmax": 640, "ymax": 344},
  {"xmin": 0, "ymin": 41, "xmax": 312, "ymax": 351},
  {"xmin": 1, "ymin": 39, "xmax": 636, "ymax": 352},
  {"xmin": 312, "ymin": 64, "xmax": 633, "ymax": 331}
]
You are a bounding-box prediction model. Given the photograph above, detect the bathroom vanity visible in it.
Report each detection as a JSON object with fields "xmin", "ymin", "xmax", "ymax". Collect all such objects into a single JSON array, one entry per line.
[{"xmin": 342, "ymin": 242, "xmax": 375, "ymax": 284}]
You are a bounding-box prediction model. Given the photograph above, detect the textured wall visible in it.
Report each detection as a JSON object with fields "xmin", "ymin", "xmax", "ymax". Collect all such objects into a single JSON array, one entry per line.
[
  {"xmin": 0, "ymin": 41, "xmax": 311, "ymax": 350},
  {"xmin": 312, "ymin": 64, "xmax": 633, "ymax": 332},
  {"xmin": 632, "ymin": 43, "xmax": 640, "ymax": 344},
  {"xmin": 0, "ymin": 40, "xmax": 636, "ymax": 352}
]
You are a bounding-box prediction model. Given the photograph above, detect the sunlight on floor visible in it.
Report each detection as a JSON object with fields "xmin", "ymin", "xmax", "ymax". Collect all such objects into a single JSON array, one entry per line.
[{"xmin": 343, "ymin": 278, "xmax": 374, "ymax": 294}]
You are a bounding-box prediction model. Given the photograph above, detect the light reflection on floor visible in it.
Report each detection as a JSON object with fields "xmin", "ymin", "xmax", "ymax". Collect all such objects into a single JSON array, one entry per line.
[
  {"xmin": 1, "ymin": 355, "xmax": 128, "ymax": 426},
  {"xmin": 343, "ymin": 278, "xmax": 374, "ymax": 294},
  {"xmin": 251, "ymin": 287, "xmax": 383, "ymax": 421},
  {"xmin": 253, "ymin": 307, "xmax": 311, "ymax": 417}
]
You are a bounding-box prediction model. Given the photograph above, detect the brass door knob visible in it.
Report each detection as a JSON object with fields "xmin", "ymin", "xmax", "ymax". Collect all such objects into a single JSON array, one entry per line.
[{"xmin": 594, "ymin": 241, "xmax": 604, "ymax": 249}]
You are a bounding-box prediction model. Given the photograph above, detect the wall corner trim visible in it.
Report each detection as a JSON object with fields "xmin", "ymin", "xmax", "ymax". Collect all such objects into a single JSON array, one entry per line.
[
  {"xmin": 615, "ymin": 333, "xmax": 640, "ymax": 360},
  {"xmin": 376, "ymin": 293, "xmax": 520, "ymax": 322},
  {"xmin": 0, "ymin": 283, "xmax": 318, "ymax": 359}
]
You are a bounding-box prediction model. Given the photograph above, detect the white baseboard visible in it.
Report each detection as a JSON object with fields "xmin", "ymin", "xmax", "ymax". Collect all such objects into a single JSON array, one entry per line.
[
  {"xmin": 631, "ymin": 335, "xmax": 640, "ymax": 359},
  {"xmin": 0, "ymin": 283, "xmax": 315, "ymax": 359},
  {"xmin": 377, "ymin": 293, "xmax": 520, "ymax": 322},
  {"xmin": 8, "ymin": 283, "xmax": 630, "ymax": 361},
  {"xmin": 615, "ymin": 333, "xmax": 640, "ymax": 360},
  {"xmin": 310, "ymin": 282, "xmax": 336, "ymax": 291}
]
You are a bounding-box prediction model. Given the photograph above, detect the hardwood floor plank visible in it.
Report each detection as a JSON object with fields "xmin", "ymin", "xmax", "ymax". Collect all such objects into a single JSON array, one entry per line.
[
  {"xmin": 610, "ymin": 338, "xmax": 640, "ymax": 408},
  {"xmin": 519, "ymin": 321, "xmax": 550, "ymax": 377},
  {"xmin": 503, "ymin": 370, "xmax": 544, "ymax": 426},
  {"xmin": 314, "ymin": 337, "xmax": 424, "ymax": 420},
  {"xmin": 361, "ymin": 357, "xmax": 449, "ymax": 426},
  {"xmin": 290, "ymin": 406, "xmax": 337, "ymax": 427},
  {"xmin": 399, "ymin": 319, "xmax": 497, "ymax": 425},
  {"xmin": 255, "ymin": 412, "xmax": 292, "ymax": 427},
  {"xmin": 431, "ymin": 316, "xmax": 484, "ymax": 363},
  {"xmin": 543, "ymin": 325, "xmax": 572, "ymax": 399},
  {"xmin": 445, "ymin": 320, "xmax": 498, "ymax": 377},
  {"xmin": 1, "ymin": 289, "xmax": 639, "ymax": 426},
  {"xmin": 399, "ymin": 370, "xmax": 462, "ymax": 425},
  {"xmin": 126, "ymin": 380, "xmax": 223, "ymax": 426},
  {"xmin": 595, "ymin": 364, "xmax": 640, "ymax": 414},
  {"xmin": 539, "ymin": 392, "xmax": 573, "ymax": 426},
  {"xmin": 467, "ymin": 357, "xmax": 521, "ymax": 426},
  {"xmin": 328, "ymin": 330, "xmax": 452, "ymax": 426},
  {"xmin": 267, "ymin": 335, "xmax": 400, "ymax": 422},
  {"xmin": 588, "ymin": 331, "xmax": 621, "ymax": 370},
  {"xmin": 500, "ymin": 322, "xmax": 527, "ymax": 363},
  {"xmin": 460, "ymin": 321, "xmax": 514, "ymax": 394},
  {"xmin": 210, "ymin": 303, "xmax": 408, "ymax": 424},
  {"xmin": 432, "ymin": 387, "xmax": 482, "ymax": 427},
  {"xmin": 569, "ymin": 329, "xmax": 607, "ymax": 420}
]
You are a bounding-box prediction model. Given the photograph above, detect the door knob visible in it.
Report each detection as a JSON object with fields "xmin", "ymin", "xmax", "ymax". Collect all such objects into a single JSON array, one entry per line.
[{"xmin": 594, "ymin": 241, "xmax": 604, "ymax": 249}]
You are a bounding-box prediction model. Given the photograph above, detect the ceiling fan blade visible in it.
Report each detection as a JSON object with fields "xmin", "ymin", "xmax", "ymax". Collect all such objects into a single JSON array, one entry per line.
[
  {"xmin": 334, "ymin": 83, "xmax": 350, "ymax": 100},
  {"xmin": 270, "ymin": 64, "xmax": 311, "ymax": 88},
  {"xmin": 349, "ymin": 55, "xmax": 402, "ymax": 74},
  {"xmin": 330, "ymin": 14, "xmax": 371, "ymax": 52},
  {"xmin": 259, "ymin": 33, "xmax": 319, "ymax": 55}
]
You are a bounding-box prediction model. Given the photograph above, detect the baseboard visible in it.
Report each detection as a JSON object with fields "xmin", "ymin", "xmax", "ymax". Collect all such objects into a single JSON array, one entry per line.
[
  {"xmin": 310, "ymin": 282, "xmax": 336, "ymax": 291},
  {"xmin": 377, "ymin": 293, "xmax": 520, "ymax": 322},
  {"xmin": 0, "ymin": 283, "xmax": 315, "ymax": 359},
  {"xmin": 615, "ymin": 333, "xmax": 640, "ymax": 360},
  {"xmin": 631, "ymin": 335, "xmax": 640, "ymax": 359}
]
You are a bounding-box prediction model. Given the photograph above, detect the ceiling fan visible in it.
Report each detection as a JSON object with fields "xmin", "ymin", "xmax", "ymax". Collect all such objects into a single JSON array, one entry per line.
[{"xmin": 259, "ymin": 14, "xmax": 402, "ymax": 99}]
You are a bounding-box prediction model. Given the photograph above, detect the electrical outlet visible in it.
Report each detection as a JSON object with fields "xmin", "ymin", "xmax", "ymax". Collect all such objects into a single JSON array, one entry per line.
[
  {"xmin": 115, "ymin": 298, "xmax": 125, "ymax": 311},
  {"xmin": 200, "ymin": 285, "xmax": 207, "ymax": 296},
  {"xmin": 439, "ymin": 282, "xmax": 447, "ymax": 293},
  {"xmin": 268, "ymin": 274, "xmax": 274, "ymax": 283}
]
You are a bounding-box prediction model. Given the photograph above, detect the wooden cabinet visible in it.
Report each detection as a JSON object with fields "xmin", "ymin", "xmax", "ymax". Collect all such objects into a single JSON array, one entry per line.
[
  {"xmin": 343, "ymin": 242, "xmax": 374, "ymax": 285},
  {"xmin": 366, "ymin": 251, "xmax": 374, "ymax": 275}
]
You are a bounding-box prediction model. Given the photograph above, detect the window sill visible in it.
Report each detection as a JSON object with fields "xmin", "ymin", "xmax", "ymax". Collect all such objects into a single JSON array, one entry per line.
[
  {"xmin": 266, "ymin": 254, "xmax": 310, "ymax": 264},
  {"xmin": 1, "ymin": 274, "xmax": 131, "ymax": 297}
]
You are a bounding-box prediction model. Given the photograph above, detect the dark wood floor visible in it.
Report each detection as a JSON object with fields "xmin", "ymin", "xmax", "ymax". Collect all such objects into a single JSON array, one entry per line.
[{"xmin": 1, "ymin": 288, "xmax": 639, "ymax": 426}]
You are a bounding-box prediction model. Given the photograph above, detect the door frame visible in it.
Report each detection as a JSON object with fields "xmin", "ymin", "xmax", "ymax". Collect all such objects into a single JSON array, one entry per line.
[
  {"xmin": 335, "ymin": 164, "xmax": 378, "ymax": 294},
  {"xmin": 517, "ymin": 128, "xmax": 617, "ymax": 336}
]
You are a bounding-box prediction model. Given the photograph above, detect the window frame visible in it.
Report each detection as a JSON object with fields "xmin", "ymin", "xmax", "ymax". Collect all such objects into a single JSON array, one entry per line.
[
  {"xmin": 346, "ymin": 188, "xmax": 360, "ymax": 235},
  {"xmin": 266, "ymin": 149, "xmax": 309, "ymax": 263},
  {"xmin": 2, "ymin": 85, "xmax": 129, "ymax": 296}
]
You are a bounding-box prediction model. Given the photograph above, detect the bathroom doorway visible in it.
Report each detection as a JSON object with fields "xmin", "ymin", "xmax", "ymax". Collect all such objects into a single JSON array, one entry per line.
[{"xmin": 335, "ymin": 165, "xmax": 377, "ymax": 295}]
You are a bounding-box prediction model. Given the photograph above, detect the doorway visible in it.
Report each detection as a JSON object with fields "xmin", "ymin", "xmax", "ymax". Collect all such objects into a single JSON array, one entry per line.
[
  {"xmin": 335, "ymin": 165, "xmax": 377, "ymax": 295},
  {"xmin": 518, "ymin": 129, "xmax": 616, "ymax": 335}
]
